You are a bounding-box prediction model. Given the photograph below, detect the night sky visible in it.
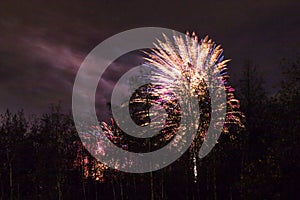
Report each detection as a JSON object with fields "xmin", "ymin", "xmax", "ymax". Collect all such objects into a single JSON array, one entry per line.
[{"xmin": 0, "ymin": 0, "xmax": 299, "ymax": 115}]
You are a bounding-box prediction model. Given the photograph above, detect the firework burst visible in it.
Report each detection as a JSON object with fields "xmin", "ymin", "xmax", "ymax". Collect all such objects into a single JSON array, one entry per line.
[{"xmin": 98, "ymin": 31, "xmax": 245, "ymax": 176}]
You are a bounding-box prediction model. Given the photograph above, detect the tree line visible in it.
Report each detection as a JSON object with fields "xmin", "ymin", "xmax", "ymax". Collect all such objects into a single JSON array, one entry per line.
[{"xmin": 0, "ymin": 58, "xmax": 299, "ymax": 199}]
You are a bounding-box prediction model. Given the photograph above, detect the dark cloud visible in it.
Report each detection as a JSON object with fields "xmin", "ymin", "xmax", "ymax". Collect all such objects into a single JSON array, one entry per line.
[{"xmin": 0, "ymin": 0, "xmax": 299, "ymax": 115}]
